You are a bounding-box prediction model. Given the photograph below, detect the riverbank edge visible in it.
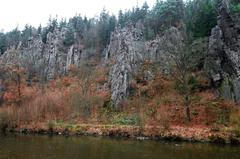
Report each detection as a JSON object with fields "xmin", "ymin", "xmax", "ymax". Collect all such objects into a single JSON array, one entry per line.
[{"xmin": 2, "ymin": 124, "xmax": 239, "ymax": 145}]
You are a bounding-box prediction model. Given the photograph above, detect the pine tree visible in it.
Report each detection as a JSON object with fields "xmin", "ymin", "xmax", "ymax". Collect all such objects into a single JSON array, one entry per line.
[{"xmin": 0, "ymin": 32, "xmax": 7, "ymax": 54}]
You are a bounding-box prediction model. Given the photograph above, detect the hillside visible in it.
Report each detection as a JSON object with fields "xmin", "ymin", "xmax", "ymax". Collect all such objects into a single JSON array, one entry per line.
[{"xmin": 0, "ymin": 0, "xmax": 240, "ymax": 143}]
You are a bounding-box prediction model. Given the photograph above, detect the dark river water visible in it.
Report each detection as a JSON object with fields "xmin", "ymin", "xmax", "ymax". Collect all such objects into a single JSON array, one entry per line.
[{"xmin": 0, "ymin": 134, "xmax": 239, "ymax": 159}]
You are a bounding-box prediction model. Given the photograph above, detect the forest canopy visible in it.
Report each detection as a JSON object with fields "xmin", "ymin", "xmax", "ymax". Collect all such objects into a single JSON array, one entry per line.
[{"xmin": 0, "ymin": 0, "xmax": 232, "ymax": 54}]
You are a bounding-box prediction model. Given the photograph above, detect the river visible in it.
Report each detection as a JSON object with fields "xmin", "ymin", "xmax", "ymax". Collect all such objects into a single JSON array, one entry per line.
[{"xmin": 0, "ymin": 135, "xmax": 239, "ymax": 159}]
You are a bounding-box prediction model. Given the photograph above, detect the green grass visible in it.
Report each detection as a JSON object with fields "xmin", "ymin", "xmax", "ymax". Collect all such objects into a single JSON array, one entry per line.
[{"xmin": 109, "ymin": 113, "xmax": 141, "ymax": 126}]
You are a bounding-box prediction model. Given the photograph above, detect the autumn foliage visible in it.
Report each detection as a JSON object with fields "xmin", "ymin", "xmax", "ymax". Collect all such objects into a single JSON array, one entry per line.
[{"xmin": 0, "ymin": 63, "xmax": 239, "ymax": 134}]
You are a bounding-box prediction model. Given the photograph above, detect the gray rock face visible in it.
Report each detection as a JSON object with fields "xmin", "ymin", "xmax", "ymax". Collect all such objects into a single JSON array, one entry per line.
[
  {"xmin": 145, "ymin": 27, "xmax": 184, "ymax": 74},
  {"xmin": 43, "ymin": 29, "xmax": 72, "ymax": 79},
  {"xmin": 106, "ymin": 25, "xmax": 184, "ymax": 106},
  {"xmin": 205, "ymin": 1, "xmax": 240, "ymax": 102},
  {"xmin": 66, "ymin": 45, "xmax": 82, "ymax": 70},
  {"xmin": 0, "ymin": 28, "xmax": 83, "ymax": 81},
  {"xmin": 205, "ymin": 26, "xmax": 224, "ymax": 85},
  {"xmin": 105, "ymin": 25, "xmax": 145, "ymax": 107}
]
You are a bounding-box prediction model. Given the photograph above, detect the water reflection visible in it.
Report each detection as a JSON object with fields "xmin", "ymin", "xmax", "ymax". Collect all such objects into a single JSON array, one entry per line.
[{"xmin": 0, "ymin": 134, "xmax": 239, "ymax": 159}]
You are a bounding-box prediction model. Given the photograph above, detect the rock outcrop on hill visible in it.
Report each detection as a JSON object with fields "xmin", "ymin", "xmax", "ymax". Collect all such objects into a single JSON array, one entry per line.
[
  {"xmin": 205, "ymin": 0, "xmax": 240, "ymax": 102},
  {"xmin": 0, "ymin": 0, "xmax": 239, "ymax": 106},
  {"xmin": 105, "ymin": 25, "xmax": 145, "ymax": 107},
  {"xmin": 105, "ymin": 25, "xmax": 184, "ymax": 106},
  {"xmin": 145, "ymin": 27, "xmax": 185, "ymax": 74},
  {"xmin": 0, "ymin": 28, "xmax": 83, "ymax": 81}
]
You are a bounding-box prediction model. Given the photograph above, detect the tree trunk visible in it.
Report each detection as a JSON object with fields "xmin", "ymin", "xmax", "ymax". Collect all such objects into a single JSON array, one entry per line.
[
  {"xmin": 186, "ymin": 105, "xmax": 191, "ymax": 122},
  {"xmin": 184, "ymin": 94, "xmax": 191, "ymax": 121},
  {"xmin": 17, "ymin": 73, "xmax": 21, "ymax": 107}
]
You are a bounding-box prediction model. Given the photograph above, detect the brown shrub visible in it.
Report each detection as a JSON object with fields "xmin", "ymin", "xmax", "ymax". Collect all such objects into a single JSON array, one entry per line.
[
  {"xmin": 68, "ymin": 90, "xmax": 105, "ymax": 122},
  {"xmin": 230, "ymin": 109, "xmax": 240, "ymax": 127},
  {"xmin": 17, "ymin": 91, "xmax": 69, "ymax": 124},
  {"xmin": 0, "ymin": 107, "xmax": 18, "ymax": 130}
]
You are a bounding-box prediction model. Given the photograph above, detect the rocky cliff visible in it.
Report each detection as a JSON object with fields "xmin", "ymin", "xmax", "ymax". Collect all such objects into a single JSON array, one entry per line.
[
  {"xmin": 205, "ymin": 0, "xmax": 240, "ymax": 102},
  {"xmin": 105, "ymin": 24, "xmax": 184, "ymax": 106},
  {"xmin": 0, "ymin": 28, "xmax": 83, "ymax": 81},
  {"xmin": 105, "ymin": 24, "xmax": 145, "ymax": 107},
  {"xmin": 0, "ymin": 0, "xmax": 239, "ymax": 106},
  {"xmin": 145, "ymin": 27, "xmax": 185, "ymax": 74},
  {"xmin": 0, "ymin": 22, "xmax": 185, "ymax": 107}
]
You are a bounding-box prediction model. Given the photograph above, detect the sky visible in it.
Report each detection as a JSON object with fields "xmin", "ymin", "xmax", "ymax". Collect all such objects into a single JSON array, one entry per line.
[{"xmin": 0, "ymin": 0, "xmax": 156, "ymax": 32}]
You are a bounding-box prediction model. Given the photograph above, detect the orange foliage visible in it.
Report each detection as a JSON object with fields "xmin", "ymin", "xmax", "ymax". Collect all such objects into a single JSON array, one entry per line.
[
  {"xmin": 0, "ymin": 63, "xmax": 239, "ymax": 132},
  {"xmin": 122, "ymin": 71, "xmax": 239, "ymax": 128},
  {"xmin": 2, "ymin": 66, "xmax": 27, "ymax": 106}
]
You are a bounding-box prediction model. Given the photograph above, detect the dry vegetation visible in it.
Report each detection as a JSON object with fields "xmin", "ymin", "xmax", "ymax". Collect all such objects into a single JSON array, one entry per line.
[{"xmin": 0, "ymin": 62, "xmax": 240, "ymax": 142}]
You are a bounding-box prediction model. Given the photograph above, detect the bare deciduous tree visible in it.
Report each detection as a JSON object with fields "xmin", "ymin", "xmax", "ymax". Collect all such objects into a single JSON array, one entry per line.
[{"xmin": 160, "ymin": 27, "xmax": 194, "ymax": 121}]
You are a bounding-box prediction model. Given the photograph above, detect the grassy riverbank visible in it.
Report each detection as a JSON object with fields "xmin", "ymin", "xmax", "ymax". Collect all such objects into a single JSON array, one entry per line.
[{"xmin": 2, "ymin": 123, "xmax": 236, "ymax": 144}]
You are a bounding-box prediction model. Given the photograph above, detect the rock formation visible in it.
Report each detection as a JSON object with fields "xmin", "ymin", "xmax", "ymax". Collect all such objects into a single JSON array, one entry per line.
[
  {"xmin": 0, "ymin": 28, "xmax": 83, "ymax": 81},
  {"xmin": 145, "ymin": 27, "xmax": 185, "ymax": 74},
  {"xmin": 105, "ymin": 24, "xmax": 184, "ymax": 106},
  {"xmin": 105, "ymin": 25, "xmax": 145, "ymax": 107},
  {"xmin": 205, "ymin": 0, "xmax": 240, "ymax": 102},
  {"xmin": 1, "ymin": 0, "xmax": 239, "ymax": 106}
]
